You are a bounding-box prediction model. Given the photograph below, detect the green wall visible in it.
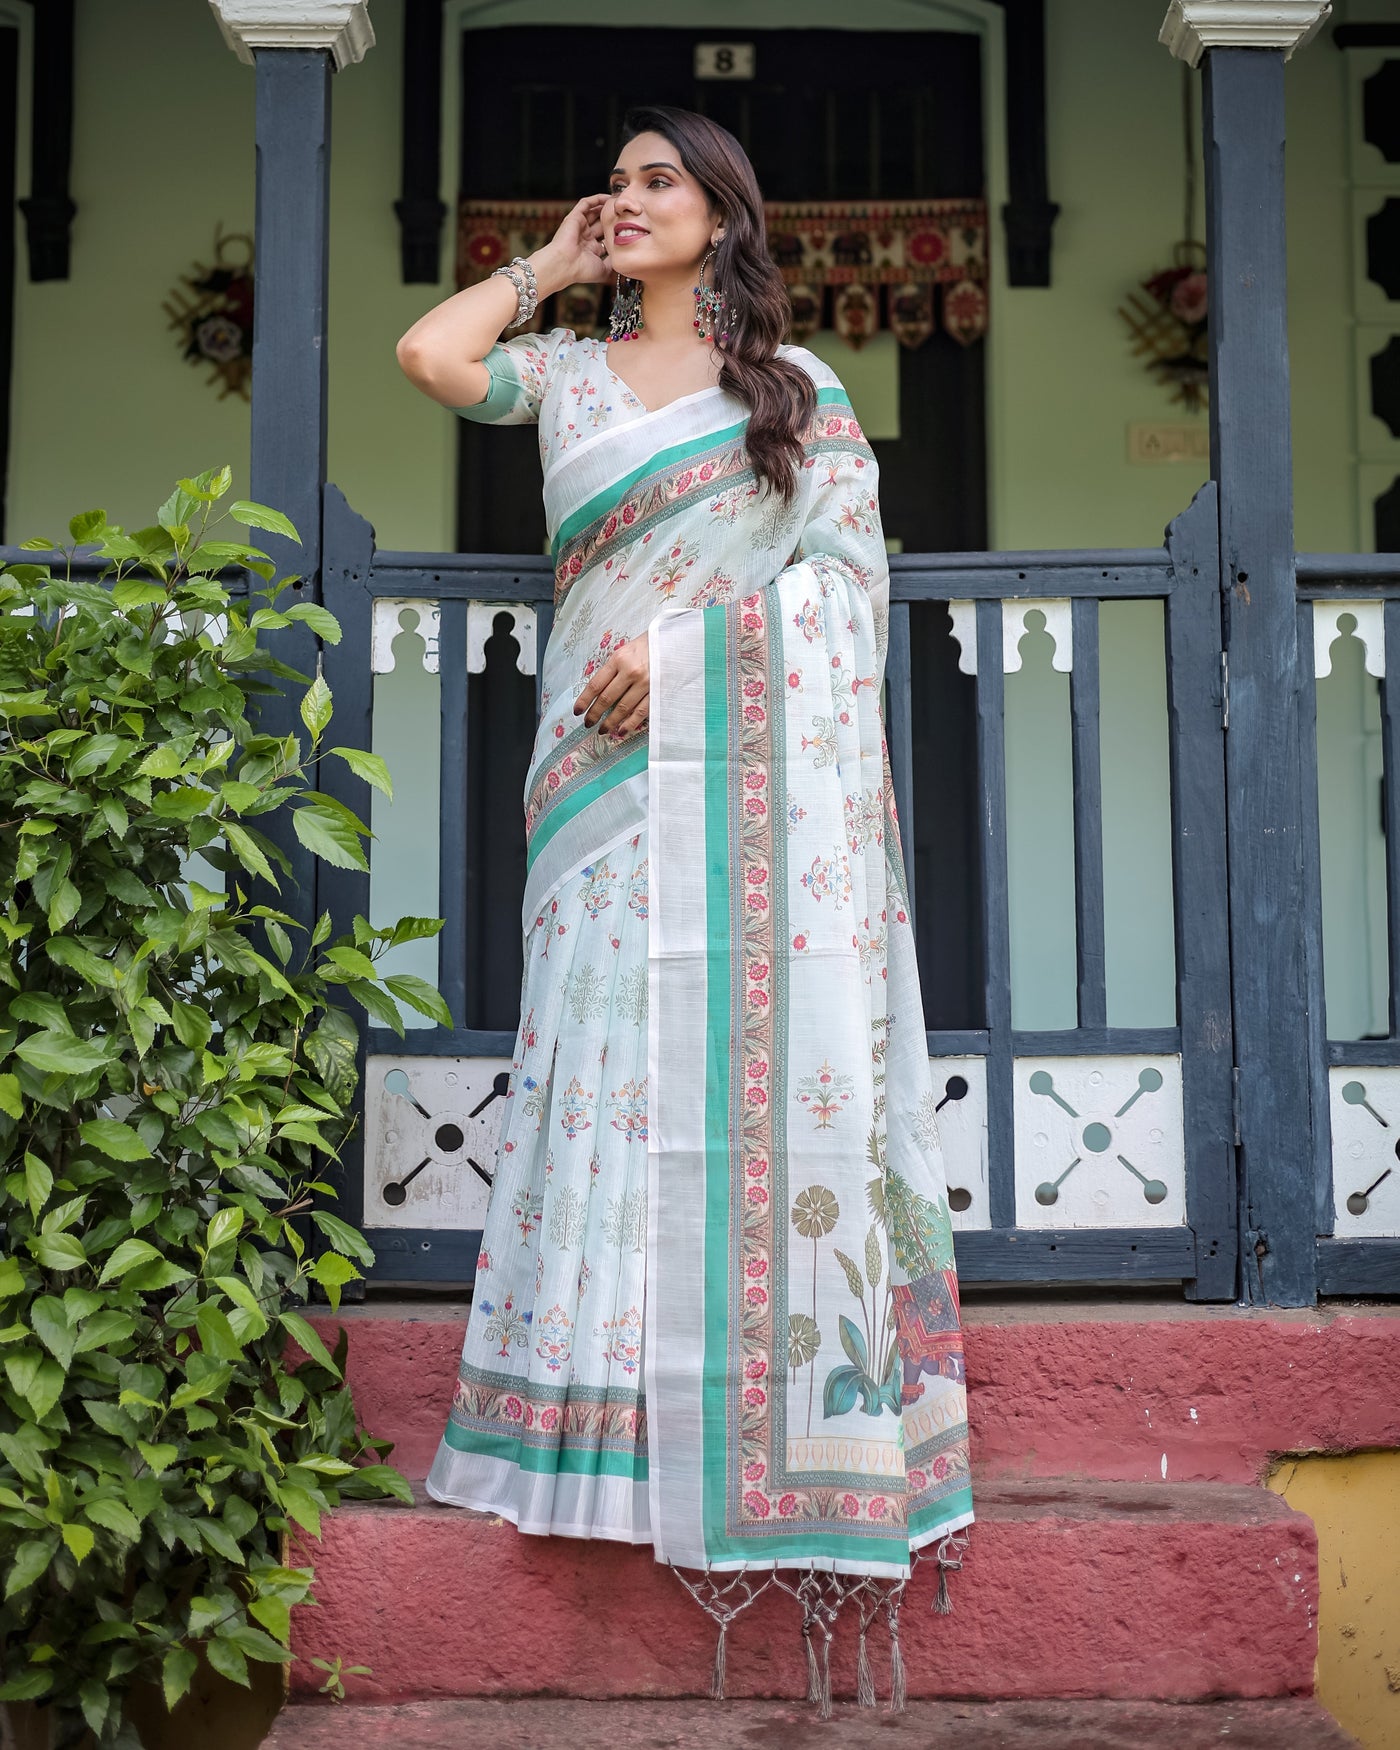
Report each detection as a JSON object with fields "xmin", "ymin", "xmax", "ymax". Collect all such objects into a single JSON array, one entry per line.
[{"xmin": 3, "ymin": 0, "xmax": 1382, "ymax": 1035}]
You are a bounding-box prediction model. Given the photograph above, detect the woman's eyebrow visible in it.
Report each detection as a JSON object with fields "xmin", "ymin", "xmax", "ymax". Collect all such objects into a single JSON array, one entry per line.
[{"xmin": 609, "ymin": 161, "xmax": 682, "ymax": 178}]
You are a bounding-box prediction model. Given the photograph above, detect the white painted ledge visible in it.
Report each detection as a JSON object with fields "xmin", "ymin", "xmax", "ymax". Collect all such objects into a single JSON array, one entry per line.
[
  {"xmin": 1158, "ymin": 1, "xmax": 1331, "ymax": 65},
  {"xmin": 208, "ymin": 0, "xmax": 375, "ymax": 70}
]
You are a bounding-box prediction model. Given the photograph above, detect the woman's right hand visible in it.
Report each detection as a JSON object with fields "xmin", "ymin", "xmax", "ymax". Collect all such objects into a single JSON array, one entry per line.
[{"xmin": 534, "ymin": 194, "xmax": 611, "ymax": 293}]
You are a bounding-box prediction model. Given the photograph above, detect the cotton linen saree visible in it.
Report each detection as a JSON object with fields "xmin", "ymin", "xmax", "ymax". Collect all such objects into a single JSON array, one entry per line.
[{"xmin": 425, "ymin": 328, "xmax": 972, "ymax": 1667}]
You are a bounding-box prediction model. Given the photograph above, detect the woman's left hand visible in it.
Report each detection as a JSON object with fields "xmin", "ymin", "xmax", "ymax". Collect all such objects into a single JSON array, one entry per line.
[{"xmin": 573, "ymin": 637, "xmax": 650, "ymax": 739}]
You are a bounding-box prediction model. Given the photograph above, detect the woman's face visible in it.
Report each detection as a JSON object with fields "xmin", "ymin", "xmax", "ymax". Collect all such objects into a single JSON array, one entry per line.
[{"xmin": 602, "ymin": 131, "xmax": 718, "ymax": 281}]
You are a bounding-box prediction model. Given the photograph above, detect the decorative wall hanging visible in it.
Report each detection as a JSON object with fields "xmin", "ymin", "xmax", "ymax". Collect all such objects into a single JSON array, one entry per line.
[
  {"xmin": 457, "ymin": 198, "xmax": 989, "ymax": 351},
  {"xmin": 1117, "ymin": 66, "xmax": 1209, "ymax": 410},
  {"xmin": 162, "ymin": 225, "xmax": 255, "ymax": 401}
]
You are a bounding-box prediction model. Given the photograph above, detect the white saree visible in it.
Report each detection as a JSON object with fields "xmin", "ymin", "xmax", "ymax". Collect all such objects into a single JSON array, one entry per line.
[{"xmin": 425, "ymin": 327, "xmax": 972, "ymax": 1692}]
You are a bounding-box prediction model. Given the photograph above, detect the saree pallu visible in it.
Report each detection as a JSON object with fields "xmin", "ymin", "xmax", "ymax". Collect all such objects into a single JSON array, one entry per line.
[{"xmin": 426, "ymin": 330, "xmax": 973, "ymax": 1636}]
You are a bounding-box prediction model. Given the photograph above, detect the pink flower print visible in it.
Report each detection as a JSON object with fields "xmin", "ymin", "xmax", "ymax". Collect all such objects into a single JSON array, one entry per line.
[
  {"xmin": 908, "ymin": 1469, "xmax": 928, "ymax": 1492},
  {"xmin": 788, "ymin": 671, "xmax": 802, "ymax": 688},
  {"xmin": 476, "ymin": 1250, "xmax": 492, "ymax": 1274},
  {"xmin": 747, "ymin": 1061, "xmax": 769, "ymax": 1082},
  {"xmin": 602, "ymin": 514, "xmax": 618, "ymax": 539},
  {"xmin": 523, "ymin": 1404, "xmax": 535, "ymax": 1430},
  {"xmin": 698, "ymin": 461, "xmax": 716, "ymax": 481},
  {"xmin": 743, "ymin": 704, "xmax": 766, "ymax": 725},
  {"xmin": 554, "ymin": 722, "xmax": 565, "ymax": 739},
  {"xmin": 744, "ymin": 772, "xmax": 765, "ymax": 792},
  {"xmin": 745, "ymin": 1285, "xmax": 769, "ymax": 1307},
  {"xmin": 621, "ymin": 503, "xmax": 636, "ymax": 524},
  {"xmin": 746, "ymin": 867, "xmax": 768, "ymax": 886},
  {"xmin": 742, "ymin": 612, "xmax": 762, "ymax": 632},
  {"xmin": 744, "ymin": 1460, "xmax": 766, "ymax": 1483},
  {"xmin": 503, "ymin": 1396, "xmax": 524, "ymax": 1422},
  {"xmin": 747, "ymin": 1184, "xmax": 770, "ymax": 1209},
  {"xmin": 792, "ymin": 932, "xmax": 809, "ymax": 952},
  {"xmin": 745, "ymin": 1357, "xmax": 768, "ymax": 1379},
  {"xmin": 744, "ymin": 1386, "xmax": 767, "ymax": 1410},
  {"xmin": 540, "ymin": 1407, "xmax": 560, "ymax": 1433},
  {"xmin": 744, "ymin": 1491, "xmax": 771, "ymax": 1518},
  {"xmin": 745, "ymin": 1156, "xmax": 769, "ymax": 1177},
  {"xmin": 746, "ymin": 1256, "xmax": 769, "ymax": 1279},
  {"xmin": 841, "ymin": 1493, "xmax": 860, "ymax": 1518},
  {"xmin": 676, "ymin": 470, "xmax": 695, "ymax": 491},
  {"xmin": 743, "ymin": 678, "xmax": 764, "ymax": 699},
  {"xmin": 746, "ymin": 1085, "xmax": 768, "ymax": 1107},
  {"xmin": 868, "ymin": 1496, "xmax": 889, "ymax": 1520},
  {"xmin": 778, "ymin": 1493, "xmax": 798, "ymax": 1518}
]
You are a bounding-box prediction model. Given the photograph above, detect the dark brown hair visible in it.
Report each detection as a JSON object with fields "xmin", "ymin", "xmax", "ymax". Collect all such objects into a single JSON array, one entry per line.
[{"xmin": 618, "ymin": 105, "xmax": 815, "ymax": 501}]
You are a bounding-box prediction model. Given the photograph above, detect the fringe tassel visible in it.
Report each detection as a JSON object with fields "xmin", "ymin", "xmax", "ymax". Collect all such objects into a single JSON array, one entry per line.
[
  {"xmin": 817, "ymin": 1624, "xmax": 833, "ymax": 1721},
  {"xmin": 855, "ymin": 1619, "xmax": 876, "ymax": 1707},
  {"xmin": 934, "ymin": 1561, "xmax": 952, "ymax": 1614},
  {"xmin": 888, "ymin": 1609, "xmax": 907, "ymax": 1713},
  {"xmin": 671, "ymin": 1563, "xmax": 775, "ymax": 1703},
  {"xmin": 802, "ymin": 1616, "xmax": 820, "ymax": 1703}
]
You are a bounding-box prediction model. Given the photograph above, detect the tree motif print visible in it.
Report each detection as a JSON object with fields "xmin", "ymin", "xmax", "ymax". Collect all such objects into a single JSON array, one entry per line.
[
  {"xmin": 519, "ymin": 1071, "xmax": 549, "ymax": 1127},
  {"xmin": 627, "ymin": 859, "xmax": 649, "ymax": 919},
  {"xmin": 650, "ymin": 536, "xmax": 700, "ymax": 601},
  {"xmin": 867, "ymin": 1165, "xmax": 954, "ymax": 1277},
  {"xmin": 599, "ymin": 1305, "xmax": 643, "ymax": 1376},
  {"xmin": 853, "ymin": 914, "xmax": 887, "ymax": 979},
  {"xmin": 799, "ymin": 849, "xmax": 852, "ymax": 908},
  {"xmin": 791, "ymin": 1185, "xmax": 839, "ymax": 1437},
  {"xmin": 797, "ymin": 1060, "xmax": 855, "ymax": 1129},
  {"xmin": 793, "ymin": 598, "xmax": 823, "ymax": 643},
  {"xmin": 615, "ymin": 964, "xmax": 647, "ymax": 1025},
  {"xmin": 602, "ymin": 1187, "xmax": 646, "ymax": 1254},
  {"xmin": 534, "ymin": 1303, "xmax": 575, "ymax": 1374},
  {"xmin": 823, "ymin": 1224, "xmax": 900, "ymax": 1421},
  {"xmin": 913, "ymin": 1089, "xmax": 945, "ymax": 1154},
  {"xmin": 800, "ymin": 715, "xmax": 839, "ymax": 769},
  {"xmin": 511, "ymin": 1187, "xmax": 543, "ymax": 1247},
  {"xmin": 577, "ymin": 860, "xmax": 620, "ymax": 921},
  {"xmin": 608, "ymin": 1078, "xmax": 648, "ymax": 1143},
  {"xmin": 480, "ymin": 1292, "xmax": 531, "ymax": 1360},
  {"xmin": 548, "ymin": 1183, "xmax": 587, "ymax": 1250},
  {"xmin": 568, "ymin": 963, "xmax": 609, "ymax": 1024},
  {"xmin": 558, "ymin": 1076, "xmax": 594, "ymax": 1141},
  {"xmin": 844, "ymin": 786, "xmax": 884, "ymax": 853}
]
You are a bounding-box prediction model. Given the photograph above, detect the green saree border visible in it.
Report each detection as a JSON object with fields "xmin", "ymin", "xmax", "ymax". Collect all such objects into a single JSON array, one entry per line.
[
  {"xmin": 442, "ymin": 1419, "xmax": 648, "ymax": 1481},
  {"xmin": 525, "ymin": 740, "xmax": 647, "ymax": 873}
]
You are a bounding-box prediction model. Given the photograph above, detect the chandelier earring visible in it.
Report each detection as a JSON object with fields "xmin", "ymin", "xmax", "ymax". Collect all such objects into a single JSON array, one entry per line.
[
  {"xmin": 608, "ymin": 272, "xmax": 644, "ymax": 342},
  {"xmin": 693, "ymin": 248, "xmax": 728, "ymax": 345}
]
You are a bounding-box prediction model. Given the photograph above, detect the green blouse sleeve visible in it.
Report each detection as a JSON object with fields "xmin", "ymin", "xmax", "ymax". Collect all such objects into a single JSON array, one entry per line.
[{"xmin": 450, "ymin": 326, "xmax": 574, "ymax": 425}]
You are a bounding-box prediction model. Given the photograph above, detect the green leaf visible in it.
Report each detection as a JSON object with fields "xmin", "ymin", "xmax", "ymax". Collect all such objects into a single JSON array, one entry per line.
[
  {"xmin": 72, "ymin": 1309, "xmax": 136, "ymax": 1353},
  {"xmin": 29, "ymin": 1296, "xmax": 74, "ymax": 1370},
  {"xmin": 163, "ymin": 1645, "xmax": 199, "ymax": 1711},
  {"xmin": 24, "ymin": 1152, "xmax": 52, "ymax": 1221},
  {"xmin": 389, "ymin": 915, "xmax": 445, "ymax": 947},
  {"xmin": 69, "ymin": 508, "xmax": 108, "ymax": 543},
  {"xmin": 29, "ymin": 1232, "xmax": 86, "ymax": 1274},
  {"xmin": 204, "ymin": 1634, "xmax": 250, "ymax": 1688},
  {"xmin": 383, "ymin": 974, "xmax": 453, "ymax": 1028},
  {"xmin": 208, "ymin": 1206, "xmax": 244, "ymax": 1251},
  {"xmin": 299, "ymin": 673, "xmax": 333, "ymax": 744},
  {"xmin": 0, "ymin": 1073, "xmax": 22, "ymax": 1119},
  {"xmin": 311, "ymin": 1210, "xmax": 375, "ymax": 1265},
  {"xmin": 822, "ymin": 1363, "xmax": 864, "ymax": 1420},
  {"xmin": 44, "ymin": 936, "xmax": 119, "ymax": 987},
  {"xmin": 0, "ymin": 1669, "xmax": 53, "ymax": 1703},
  {"xmin": 279, "ymin": 1311, "xmax": 341, "ymax": 1378},
  {"xmin": 328, "ymin": 745, "xmax": 392, "ymax": 798},
  {"xmin": 98, "ymin": 1238, "xmax": 162, "ymax": 1284},
  {"xmin": 249, "ymin": 1595, "xmax": 291, "ymax": 1642},
  {"xmin": 60, "ymin": 1521, "xmax": 95, "ymax": 1562},
  {"xmin": 224, "ymin": 820, "xmax": 279, "ymax": 888},
  {"xmin": 138, "ymin": 1441, "xmax": 179, "ymax": 1476},
  {"xmin": 16, "ymin": 1030, "xmax": 109, "ymax": 1075},
  {"xmin": 282, "ymin": 602, "xmax": 342, "ymax": 643},
  {"xmin": 230, "ymin": 500, "xmax": 301, "ymax": 543},
  {"xmin": 83, "ymin": 1496, "xmax": 142, "ymax": 1542},
  {"xmin": 308, "ymin": 1251, "xmax": 361, "ymax": 1308},
  {"xmin": 195, "ymin": 1300, "xmax": 244, "ymax": 1362},
  {"xmin": 46, "ymin": 878, "xmax": 82, "ymax": 934},
  {"xmin": 0, "ymin": 1256, "xmax": 24, "ymax": 1298},
  {"xmin": 4, "ymin": 1534, "xmax": 57, "ymax": 1598},
  {"xmin": 346, "ymin": 978, "xmax": 405, "ymax": 1035},
  {"xmin": 325, "ymin": 945, "xmax": 378, "ymax": 982},
  {"xmin": 304, "ymin": 1008, "xmax": 359, "ymax": 1101},
  {"xmin": 218, "ymin": 1621, "xmax": 293, "ymax": 1662},
  {"xmin": 78, "ymin": 1118, "xmax": 152, "ymax": 1161},
  {"xmin": 188, "ymin": 1595, "xmax": 226, "ymax": 1638},
  {"xmin": 293, "ymin": 801, "xmax": 367, "ymax": 872},
  {"xmin": 171, "ymin": 999, "xmax": 214, "ymax": 1051}
]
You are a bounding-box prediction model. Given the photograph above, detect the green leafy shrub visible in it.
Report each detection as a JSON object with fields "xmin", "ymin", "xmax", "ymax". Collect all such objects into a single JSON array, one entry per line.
[{"xmin": 0, "ymin": 468, "xmax": 448, "ymax": 1745}]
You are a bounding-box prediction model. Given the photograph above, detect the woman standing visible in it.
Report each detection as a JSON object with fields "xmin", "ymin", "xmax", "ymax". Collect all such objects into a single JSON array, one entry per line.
[{"xmin": 395, "ymin": 105, "xmax": 972, "ymax": 1711}]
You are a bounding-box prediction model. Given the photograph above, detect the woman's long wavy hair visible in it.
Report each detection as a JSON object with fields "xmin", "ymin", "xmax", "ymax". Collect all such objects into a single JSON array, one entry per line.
[{"xmin": 617, "ymin": 105, "xmax": 814, "ymax": 502}]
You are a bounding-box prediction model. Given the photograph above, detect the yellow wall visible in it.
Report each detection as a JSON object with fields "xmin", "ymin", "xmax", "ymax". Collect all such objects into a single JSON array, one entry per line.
[{"xmin": 1268, "ymin": 1452, "xmax": 1400, "ymax": 1750}]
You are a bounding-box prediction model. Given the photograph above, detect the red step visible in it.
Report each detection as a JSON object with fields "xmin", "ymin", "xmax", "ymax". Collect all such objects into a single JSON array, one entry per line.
[
  {"xmin": 306, "ymin": 1299, "xmax": 1400, "ymax": 1485},
  {"xmin": 266, "ymin": 1697, "xmax": 1360, "ymax": 1750},
  {"xmin": 286, "ymin": 1478, "xmax": 1317, "ymax": 1705}
]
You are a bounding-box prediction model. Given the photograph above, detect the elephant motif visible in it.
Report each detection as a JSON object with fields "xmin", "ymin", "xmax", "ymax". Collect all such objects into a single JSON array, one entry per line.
[{"xmin": 891, "ymin": 1267, "xmax": 966, "ymax": 1405}]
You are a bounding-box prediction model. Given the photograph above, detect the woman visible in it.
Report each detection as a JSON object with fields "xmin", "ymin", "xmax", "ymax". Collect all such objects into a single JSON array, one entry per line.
[{"xmin": 395, "ymin": 106, "xmax": 972, "ymax": 1712}]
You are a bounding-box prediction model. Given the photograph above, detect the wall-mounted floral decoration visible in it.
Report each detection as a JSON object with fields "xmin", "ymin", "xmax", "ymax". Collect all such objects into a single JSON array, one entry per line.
[
  {"xmin": 1118, "ymin": 240, "xmax": 1209, "ymax": 411},
  {"xmin": 1118, "ymin": 65, "xmax": 1210, "ymax": 412},
  {"xmin": 162, "ymin": 225, "xmax": 255, "ymax": 401}
]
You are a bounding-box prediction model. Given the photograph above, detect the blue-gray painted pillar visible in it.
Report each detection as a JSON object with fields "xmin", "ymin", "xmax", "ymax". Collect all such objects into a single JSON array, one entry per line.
[
  {"xmin": 248, "ymin": 48, "xmax": 333, "ymax": 930},
  {"xmin": 1202, "ymin": 48, "xmax": 1315, "ymax": 1305}
]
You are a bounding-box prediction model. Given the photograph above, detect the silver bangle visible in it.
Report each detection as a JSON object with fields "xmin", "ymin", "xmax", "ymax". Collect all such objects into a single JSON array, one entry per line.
[{"xmin": 491, "ymin": 255, "xmax": 538, "ymax": 327}]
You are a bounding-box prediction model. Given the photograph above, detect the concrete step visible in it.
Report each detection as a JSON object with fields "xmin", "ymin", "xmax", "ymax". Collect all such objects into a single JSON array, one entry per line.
[
  {"xmin": 306, "ymin": 1298, "xmax": 1400, "ymax": 1485},
  {"xmin": 287, "ymin": 1478, "xmax": 1317, "ymax": 1706},
  {"xmin": 266, "ymin": 1696, "xmax": 1361, "ymax": 1750}
]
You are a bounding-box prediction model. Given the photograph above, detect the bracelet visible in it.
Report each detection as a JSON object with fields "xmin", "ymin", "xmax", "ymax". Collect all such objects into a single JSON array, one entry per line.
[{"xmin": 490, "ymin": 255, "xmax": 539, "ymax": 327}]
